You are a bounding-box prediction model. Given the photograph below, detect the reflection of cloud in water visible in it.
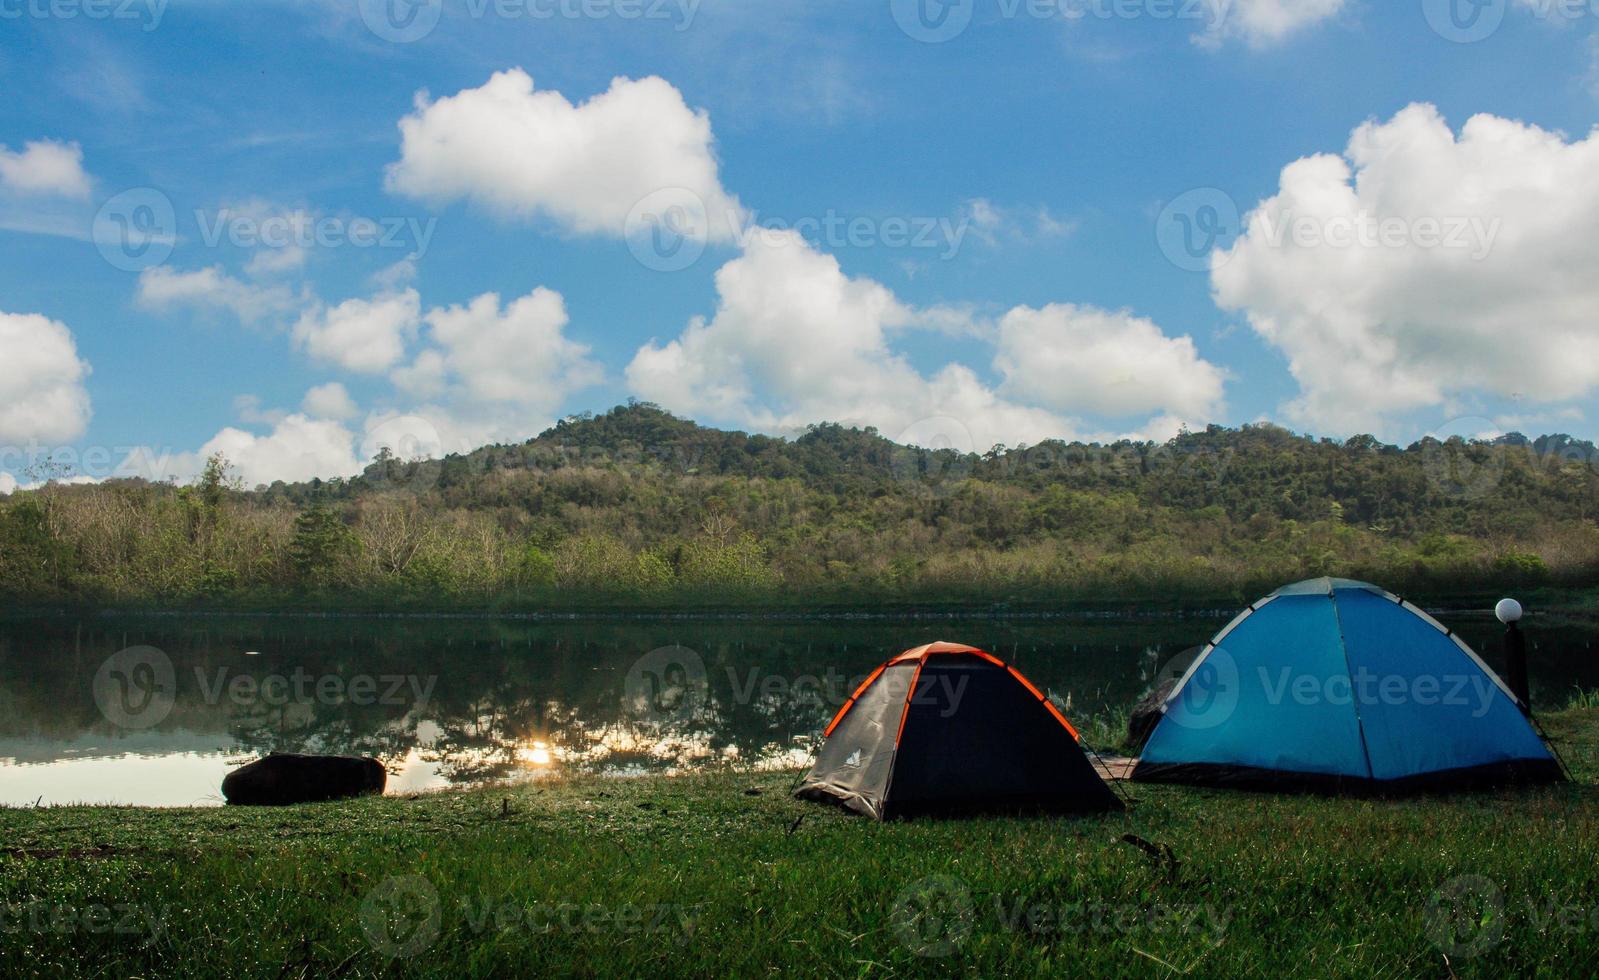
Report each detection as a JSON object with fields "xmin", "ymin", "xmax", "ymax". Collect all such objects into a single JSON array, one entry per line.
[{"xmin": 0, "ymin": 751, "xmax": 232, "ymax": 807}]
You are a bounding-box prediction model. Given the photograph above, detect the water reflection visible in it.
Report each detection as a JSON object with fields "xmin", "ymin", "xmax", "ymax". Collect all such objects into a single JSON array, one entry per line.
[{"xmin": 0, "ymin": 613, "xmax": 1592, "ymax": 806}]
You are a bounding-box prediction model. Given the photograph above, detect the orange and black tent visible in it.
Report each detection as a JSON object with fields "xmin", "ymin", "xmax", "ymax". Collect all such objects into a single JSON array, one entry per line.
[{"xmin": 794, "ymin": 642, "xmax": 1122, "ymax": 820}]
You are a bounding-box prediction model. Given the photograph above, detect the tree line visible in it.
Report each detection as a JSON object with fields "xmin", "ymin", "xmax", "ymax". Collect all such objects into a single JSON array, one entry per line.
[{"xmin": 2, "ymin": 403, "xmax": 1596, "ymax": 609}]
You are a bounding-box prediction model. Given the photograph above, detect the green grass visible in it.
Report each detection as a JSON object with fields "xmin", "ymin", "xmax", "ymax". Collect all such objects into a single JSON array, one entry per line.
[
  {"xmin": 4, "ymin": 711, "xmax": 1599, "ymax": 977},
  {"xmin": 1567, "ymin": 688, "xmax": 1599, "ymax": 711}
]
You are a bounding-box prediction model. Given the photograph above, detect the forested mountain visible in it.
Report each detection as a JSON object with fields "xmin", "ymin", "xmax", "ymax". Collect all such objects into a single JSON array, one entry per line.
[{"xmin": 3, "ymin": 403, "xmax": 1597, "ymax": 609}]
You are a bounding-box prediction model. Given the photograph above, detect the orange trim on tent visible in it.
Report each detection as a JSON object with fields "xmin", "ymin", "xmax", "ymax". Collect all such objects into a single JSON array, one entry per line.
[
  {"xmin": 1043, "ymin": 700, "xmax": 1080, "ymax": 741},
  {"xmin": 1008, "ymin": 664, "xmax": 1081, "ymax": 742},
  {"xmin": 894, "ymin": 651, "xmax": 929, "ymax": 747},
  {"xmin": 1007, "ymin": 666, "xmax": 1046, "ymax": 701},
  {"xmin": 817, "ymin": 641, "xmax": 1085, "ymax": 745}
]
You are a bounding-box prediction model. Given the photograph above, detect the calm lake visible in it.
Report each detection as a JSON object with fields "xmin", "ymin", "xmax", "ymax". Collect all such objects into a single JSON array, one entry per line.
[{"xmin": 2, "ymin": 610, "xmax": 1596, "ymax": 807}]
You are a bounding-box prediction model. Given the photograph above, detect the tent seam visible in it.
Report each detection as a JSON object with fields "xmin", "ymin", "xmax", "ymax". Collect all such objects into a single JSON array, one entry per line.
[{"xmin": 1327, "ymin": 589, "xmax": 1378, "ymax": 783}]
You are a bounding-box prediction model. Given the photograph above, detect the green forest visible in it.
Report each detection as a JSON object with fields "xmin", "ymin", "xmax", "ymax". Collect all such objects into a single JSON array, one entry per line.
[{"xmin": 2, "ymin": 403, "xmax": 1597, "ymax": 611}]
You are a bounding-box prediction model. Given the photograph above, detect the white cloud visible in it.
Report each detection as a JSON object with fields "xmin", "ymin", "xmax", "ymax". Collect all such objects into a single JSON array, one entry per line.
[
  {"xmin": 245, "ymin": 241, "xmax": 309, "ymax": 277},
  {"xmin": 961, "ymin": 198, "xmax": 1076, "ymax": 245},
  {"xmin": 137, "ymin": 266, "xmax": 301, "ymax": 323},
  {"xmin": 292, "ymin": 289, "xmax": 421, "ymax": 374},
  {"xmin": 200, "ymin": 415, "xmax": 363, "ymax": 486},
  {"xmin": 124, "ymin": 415, "xmax": 364, "ymax": 488},
  {"xmin": 391, "ymin": 348, "xmax": 448, "ymax": 401},
  {"xmin": 233, "ymin": 394, "xmax": 285, "ymax": 427},
  {"xmin": 303, "ymin": 382, "xmax": 359, "ymax": 420},
  {"xmin": 1201, "ymin": 0, "xmax": 1347, "ymax": 48},
  {"xmin": 386, "ymin": 69, "xmax": 746, "ymax": 242},
  {"xmin": 627, "ymin": 232, "xmax": 1208, "ymax": 449},
  {"xmin": 406, "ymin": 287, "xmax": 604, "ymax": 412},
  {"xmin": 1213, "ymin": 103, "xmax": 1599, "ymax": 435},
  {"xmin": 0, "ymin": 140, "xmax": 92, "ymax": 198},
  {"xmin": 0, "ymin": 472, "xmax": 100, "ymax": 494},
  {"xmin": 208, "ymin": 200, "xmax": 315, "ymax": 276},
  {"xmin": 0, "ymin": 310, "xmax": 93, "ymax": 445},
  {"xmin": 361, "ymin": 407, "xmax": 507, "ymax": 462},
  {"xmin": 118, "ymin": 273, "xmax": 609, "ymax": 486},
  {"xmin": 996, "ymin": 304, "xmax": 1226, "ymax": 420},
  {"xmin": 627, "ymin": 230, "xmax": 922, "ymax": 429},
  {"xmin": 370, "ymin": 257, "xmax": 417, "ymax": 291}
]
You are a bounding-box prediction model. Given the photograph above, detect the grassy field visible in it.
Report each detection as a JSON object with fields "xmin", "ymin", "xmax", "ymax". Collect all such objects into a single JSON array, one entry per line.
[{"xmin": 2, "ymin": 711, "xmax": 1598, "ymax": 977}]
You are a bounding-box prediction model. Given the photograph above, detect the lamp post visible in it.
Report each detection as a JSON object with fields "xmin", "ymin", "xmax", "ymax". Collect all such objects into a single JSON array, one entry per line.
[{"xmin": 1497, "ymin": 598, "xmax": 1530, "ymax": 717}]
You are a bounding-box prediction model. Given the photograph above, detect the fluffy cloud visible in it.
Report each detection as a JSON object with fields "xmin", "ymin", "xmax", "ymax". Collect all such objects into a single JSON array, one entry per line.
[
  {"xmin": 303, "ymin": 382, "xmax": 359, "ymax": 420},
  {"xmin": 627, "ymin": 231, "xmax": 923, "ymax": 430},
  {"xmin": 0, "ymin": 311, "xmax": 93, "ymax": 445},
  {"xmin": 0, "ymin": 472, "xmax": 100, "ymax": 495},
  {"xmin": 996, "ymin": 304, "xmax": 1226, "ymax": 420},
  {"xmin": 127, "ymin": 277, "xmax": 603, "ymax": 486},
  {"xmin": 0, "ymin": 139, "xmax": 92, "ymax": 198},
  {"xmin": 383, "ymin": 287, "xmax": 605, "ymax": 450},
  {"xmin": 1213, "ymin": 103, "xmax": 1599, "ymax": 434},
  {"xmin": 1202, "ymin": 0, "xmax": 1347, "ymax": 48},
  {"xmin": 386, "ymin": 69, "xmax": 745, "ymax": 242},
  {"xmin": 412, "ymin": 287, "xmax": 603, "ymax": 411},
  {"xmin": 137, "ymin": 266, "xmax": 301, "ymax": 323},
  {"xmin": 627, "ymin": 232, "xmax": 1213, "ymax": 449},
  {"xmin": 292, "ymin": 289, "xmax": 421, "ymax": 373},
  {"xmin": 197, "ymin": 415, "xmax": 363, "ymax": 485},
  {"xmin": 123, "ymin": 415, "xmax": 364, "ymax": 488}
]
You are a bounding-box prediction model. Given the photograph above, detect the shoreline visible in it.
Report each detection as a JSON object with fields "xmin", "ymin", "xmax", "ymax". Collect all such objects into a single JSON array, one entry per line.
[{"xmin": 2, "ymin": 585, "xmax": 1594, "ymax": 623}]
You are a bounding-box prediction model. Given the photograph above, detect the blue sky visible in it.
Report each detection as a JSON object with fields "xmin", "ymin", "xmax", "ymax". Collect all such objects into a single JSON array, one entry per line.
[{"xmin": 3, "ymin": 0, "xmax": 1599, "ymax": 487}]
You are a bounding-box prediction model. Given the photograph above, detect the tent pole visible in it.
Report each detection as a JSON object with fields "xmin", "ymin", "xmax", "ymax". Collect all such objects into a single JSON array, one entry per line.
[{"xmin": 1505, "ymin": 621, "xmax": 1531, "ymax": 718}]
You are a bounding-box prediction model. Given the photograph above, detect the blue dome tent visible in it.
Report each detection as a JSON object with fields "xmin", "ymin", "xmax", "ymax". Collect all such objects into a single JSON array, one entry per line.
[{"xmin": 1132, "ymin": 578, "xmax": 1565, "ymax": 793}]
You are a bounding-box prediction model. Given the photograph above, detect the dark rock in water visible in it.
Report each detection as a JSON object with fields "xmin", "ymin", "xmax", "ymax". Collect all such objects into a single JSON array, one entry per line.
[
  {"xmin": 222, "ymin": 753, "xmax": 385, "ymax": 806},
  {"xmin": 1127, "ymin": 678, "xmax": 1177, "ymax": 751}
]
